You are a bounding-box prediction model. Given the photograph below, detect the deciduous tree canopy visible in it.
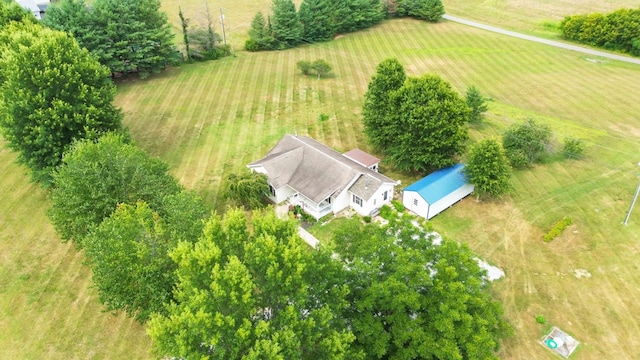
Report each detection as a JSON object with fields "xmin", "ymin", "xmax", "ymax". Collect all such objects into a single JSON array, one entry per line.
[
  {"xmin": 84, "ymin": 201, "xmax": 179, "ymax": 321},
  {"xmin": 148, "ymin": 209, "xmax": 358, "ymax": 359},
  {"xmin": 332, "ymin": 216, "xmax": 510, "ymax": 359},
  {"xmin": 362, "ymin": 58, "xmax": 407, "ymax": 150},
  {"xmin": 0, "ymin": 23, "xmax": 122, "ymax": 183},
  {"xmin": 48, "ymin": 133, "xmax": 181, "ymax": 247},
  {"xmin": 465, "ymin": 139, "xmax": 512, "ymax": 197},
  {"xmin": 502, "ymin": 119, "xmax": 552, "ymax": 168},
  {"xmin": 387, "ymin": 74, "xmax": 470, "ymax": 171}
]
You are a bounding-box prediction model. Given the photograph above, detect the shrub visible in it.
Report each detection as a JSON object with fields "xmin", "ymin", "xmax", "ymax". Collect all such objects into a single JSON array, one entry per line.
[
  {"xmin": 363, "ymin": 216, "xmax": 372, "ymax": 223},
  {"xmin": 318, "ymin": 213, "xmax": 333, "ymax": 224},
  {"xmin": 380, "ymin": 204, "xmax": 394, "ymax": 220},
  {"xmin": 535, "ymin": 315, "xmax": 546, "ymax": 324},
  {"xmin": 297, "ymin": 60, "xmax": 312, "ymax": 75},
  {"xmin": 391, "ymin": 200, "xmax": 405, "ymax": 212},
  {"xmin": 563, "ymin": 137, "xmax": 585, "ymax": 159},
  {"xmin": 543, "ymin": 217, "xmax": 573, "ymax": 242}
]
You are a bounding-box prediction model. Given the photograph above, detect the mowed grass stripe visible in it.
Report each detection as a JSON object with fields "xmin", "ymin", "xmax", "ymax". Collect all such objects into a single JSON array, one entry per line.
[{"xmin": 106, "ymin": 17, "xmax": 640, "ymax": 360}]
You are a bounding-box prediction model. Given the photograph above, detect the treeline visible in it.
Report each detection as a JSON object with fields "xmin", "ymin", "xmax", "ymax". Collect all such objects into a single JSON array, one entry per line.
[
  {"xmin": 560, "ymin": 7, "xmax": 640, "ymax": 56},
  {"xmin": 246, "ymin": 0, "xmax": 444, "ymax": 51},
  {"xmin": 43, "ymin": 0, "xmax": 178, "ymax": 78}
]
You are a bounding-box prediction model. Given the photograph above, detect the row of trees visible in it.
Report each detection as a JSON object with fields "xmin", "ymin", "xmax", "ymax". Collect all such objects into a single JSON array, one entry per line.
[
  {"xmin": 362, "ymin": 58, "xmax": 586, "ymax": 199},
  {"xmin": 49, "ymin": 133, "xmax": 211, "ymax": 321},
  {"xmin": 43, "ymin": 0, "xmax": 178, "ymax": 78},
  {"xmin": 246, "ymin": 0, "xmax": 444, "ymax": 51},
  {"xmin": 147, "ymin": 209, "xmax": 510, "ymax": 359},
  {"xmin": 560, "ymin": 7, "xmax": 640, "ymax": 56},
  {"xmin": 0, "ymin": 7, "xmax": 122, "ymax": 183}
]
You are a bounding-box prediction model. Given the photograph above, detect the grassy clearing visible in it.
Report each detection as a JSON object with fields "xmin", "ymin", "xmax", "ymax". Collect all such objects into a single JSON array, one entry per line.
[
  {"xmin": 443, "ymin": 0, "xmax": 640, "ymax": 38},
  {"xmin": 2, "ymin": 1, "xmax": 640, "ymax": 358},
  {"xmin": 115, "ymin": 16, "xmax": 640, "ymax": 360}
]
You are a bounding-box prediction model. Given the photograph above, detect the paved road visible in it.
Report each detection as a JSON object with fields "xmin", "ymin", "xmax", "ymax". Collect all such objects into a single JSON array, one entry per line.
[{"xmin": 442, "ymin": 14, "xmax": 640, "ymax": 65}]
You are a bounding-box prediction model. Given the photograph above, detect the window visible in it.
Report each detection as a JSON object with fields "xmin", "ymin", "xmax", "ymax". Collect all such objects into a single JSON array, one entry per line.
[
  {"xmin": 373, "ymin": 199, "xmax": 377, "ymax": 206},
  {"xmin": 352, "ymin": 194, "xmax": 363, "ymax": 207},
  {"xmin": 269, "ymin": 184, "xmax": 276, "ymax": 197},
  {"xmin": 383, "ymin": 191, "xmax": 388, "ymax": 201},
  {"xmin": 413, "ymin": 198, "xmax": 418, "ymax": 206}
]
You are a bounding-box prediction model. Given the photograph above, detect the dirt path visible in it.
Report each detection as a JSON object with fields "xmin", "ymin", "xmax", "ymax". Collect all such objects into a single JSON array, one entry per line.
[{"xmin": 442, "ymin": 14, "xmax": 640, "ymax": 65}]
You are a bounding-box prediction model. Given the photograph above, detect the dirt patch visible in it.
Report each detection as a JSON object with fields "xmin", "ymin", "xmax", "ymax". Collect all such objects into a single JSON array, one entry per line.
[{"xmin": 609, "ymin": 123, "xmax": 640, "ymax": 138}]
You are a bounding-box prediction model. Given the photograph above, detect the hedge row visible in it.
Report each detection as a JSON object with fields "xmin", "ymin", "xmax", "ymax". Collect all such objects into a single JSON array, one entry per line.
[
  {"xmin": 560, "ymin": 8, "xmax": 640, "ymax": 56},
  {"xmin": 543, "ymin": 217, "xmax": 573, "ymax": 242}
]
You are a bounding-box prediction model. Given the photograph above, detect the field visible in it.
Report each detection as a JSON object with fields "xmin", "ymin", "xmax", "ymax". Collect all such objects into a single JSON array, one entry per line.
[
  {"xmin": 443, "ymin": 0, "xmax": 640, "ymax": 38},
  {"xmin": 1, "ymin": 0, "xmax": 640, "ymax": 359}
]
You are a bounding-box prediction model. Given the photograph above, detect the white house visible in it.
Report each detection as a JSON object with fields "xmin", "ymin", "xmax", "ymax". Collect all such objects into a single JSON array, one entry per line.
[
  {"xmin": 16, "ymin": 0, "xmax": 50, "ymax": 20},
  {"xmin": 403, "ymin": 164, "xmax": 474, "ymax": 220},
  {"xmin": 248, "ymin": 135, "xmax": 396, "ymax": 220}
]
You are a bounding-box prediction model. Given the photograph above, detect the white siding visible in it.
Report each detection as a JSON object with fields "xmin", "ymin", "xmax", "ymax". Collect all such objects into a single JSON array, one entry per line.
[
  {"xmin": 274, "ymin": 186, "xmax": 295, "ymax": 204},
  {"xmin": 403, "ymin": 191, "xmax": 430, "ymax": 219},
  {"xmin": 332, "ymin": 189, "xmax": 350, "ymax": 215},
  {"xmin": 355, "ymin": 183, "xmax": 395, "ymax": 217},
  {"xmin": 427, "ymin": 184, "xmax": 474, "ymax": 219},
  {"xmin": 403, "ymin": 184, "xmax": 474, "ymax": 220}
]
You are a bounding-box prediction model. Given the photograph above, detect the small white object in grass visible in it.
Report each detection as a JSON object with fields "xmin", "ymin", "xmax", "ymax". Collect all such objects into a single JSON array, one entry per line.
[
  {"xmin": 477, "ymin": 259, "xmax": 505, "ymax": 281},
  {"xmin": 573, "ymin": 269, "xmax": 591, "ymax": 279}
]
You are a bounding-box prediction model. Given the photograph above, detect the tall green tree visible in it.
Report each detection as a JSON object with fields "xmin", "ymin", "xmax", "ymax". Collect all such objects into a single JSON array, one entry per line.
[
  {"xmin": 178, "ymin": 6, "xmax": 190, "ymax": 62},
  {"xmin": 271, "ymin": 0, "xmax": 302, "ymax": 48},
  {"xmin": 91, "ymin": 0, "xmax": 177, "ymax": 78},
  {"xmin": 332, "ymin": 0, "xmax": 385, "ymax": 34},
  {"xmin": 84, "ymin": 201, "xmax": 179, "ymax": 322},
  {"xmin": 48, "ymin": 133, "xmax": 181, "ymax": 247},
  {"xmin": 223, "ymin": 169, "xmax": 270, "ymax": 210},
  {"xmin": 466, "ymin": 85, "xmax": 488, "ymax": 124},
  {"xmin": 332, "ymin": 216, "xmax": 510, "ymax": 359},
  {"xmin": 362, "ymin": 58, "xmax": 406, "ymax": 151},
  {"xmin": 0, "ymin": 0, "xmax": 34, "ymax": 27},
  {"xmin": 148, "ymin": 209, "xmax": 358, "ymax": 359},
  {"xmin": 42, "ymin": 0, "xmax": 96, "ymax": 50},
  {"xmin": 0, "ymin": 23, "xmax": 122, "ymax": 183},
  {"xmin": 502, "ymin": 119, "xmax": 552, "ymax": 168},
  {"xmin": 395, "ymin": 0, "xmax": 445, "ymax": 22},
  {"xmin": 464, "ymin": 139, "xmax": 512, "ymax": 198},
  {"xmin": 299, "ymin": 0, "xmax": 335, "ymax": 42},
  {"xmin": 387, "ymin": 74, "xmax": 470, "ymax": 171},
  {"xmin": 245, "ymin": 11, "xmax": 274, "ymax": 51}
]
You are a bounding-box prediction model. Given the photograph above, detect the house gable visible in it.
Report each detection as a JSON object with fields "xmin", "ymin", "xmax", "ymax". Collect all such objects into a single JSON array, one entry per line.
[{"xmin": 249, "ymin": 135, "xmax": 396, "ymax": 218}]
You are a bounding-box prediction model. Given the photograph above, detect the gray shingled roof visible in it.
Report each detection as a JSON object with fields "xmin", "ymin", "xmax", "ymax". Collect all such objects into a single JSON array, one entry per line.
[{"xmin": 248, "ymin": 135, "xmax": 395, "ymax": 203}]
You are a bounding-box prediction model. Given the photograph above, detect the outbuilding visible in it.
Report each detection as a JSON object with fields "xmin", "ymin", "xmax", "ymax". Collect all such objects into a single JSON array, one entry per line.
[{"xmin": 402, "ymin": 164, "xmax": 474, "ymax": 220}]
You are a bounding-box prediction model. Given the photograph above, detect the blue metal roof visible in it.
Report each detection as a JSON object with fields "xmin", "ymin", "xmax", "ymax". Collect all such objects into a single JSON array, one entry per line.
[{"xmin": 404, "ymin": 164, "xmax": 469, "ymax": 204}]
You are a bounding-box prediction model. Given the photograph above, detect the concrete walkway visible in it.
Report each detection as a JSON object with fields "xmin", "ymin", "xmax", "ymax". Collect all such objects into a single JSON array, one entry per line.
[
  {"xmin": 298, "ymin": 227, "xmax": 320, "ymax": 249},
  {"xmin": 442, "ymin": 14, "xmax": 640, "ymax": 65}
]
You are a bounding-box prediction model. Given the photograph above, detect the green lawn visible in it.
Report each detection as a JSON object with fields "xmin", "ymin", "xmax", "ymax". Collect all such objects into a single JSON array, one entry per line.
[
  {"xmin": 442, "ymin": 0, "xmax": 640, "ymax": 38},
  {"xmin": 2, "ymin": 0, "xmax": 640, "ymax": 358},
  {"xmin": 115, "ymin": 17, "xmax": 640, "ymax": 360}
]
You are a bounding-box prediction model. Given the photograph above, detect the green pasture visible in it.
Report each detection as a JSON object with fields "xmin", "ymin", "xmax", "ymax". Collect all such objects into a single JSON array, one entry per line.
[
  {"xmin": 115, "ymin": 18, "xmax": 640, "ymax": 360},
  {"xmin": 442, "ymin": 0, "xmax": 640, "ymax": 38},
  {"xmin": 1, "ymin": 0, "xmax": 640, "ymax": 359}
]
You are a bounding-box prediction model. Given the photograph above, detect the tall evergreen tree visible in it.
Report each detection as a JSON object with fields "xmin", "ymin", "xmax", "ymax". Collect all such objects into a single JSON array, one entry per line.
[
  {"xmin": 245, "ymin": 11, "xmax": 274, "ymax": 51},
  {"xmin": 333, "ymin": 0, "xmax": 385, "ymax": 34},
  {"xmin": 396, "ymin": 0, "xmax": 444, "ymax": 22},
  {"xmin": 299, "ymin": 0, "xmax": 335, "ymax": 42},
  {"xmin": 362, "ymin": 58, "xmax": 406, "ymax": 151},
  {"xmin": 271, "ymin": 0, "xmax": 302, "ymax": 48},
  {"xmin": 466, "ymin": 85, "xmax": 489, "ymax": 124}
]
